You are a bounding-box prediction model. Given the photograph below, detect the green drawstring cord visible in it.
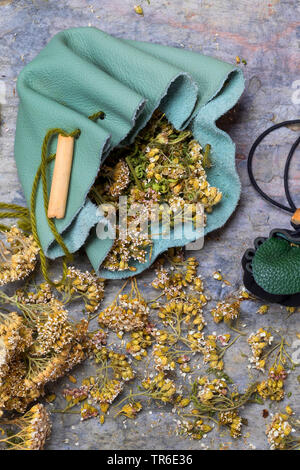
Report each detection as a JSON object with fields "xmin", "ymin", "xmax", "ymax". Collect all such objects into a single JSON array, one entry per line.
[
  {"xmin": 0, "ymin": 111, "xmax": 104, "ymax": 287},
  {"xmin": 0, "ymin": 202, "xmax": 30, "ymax": 232},
  {"xmin": 30, "ymin": 128, "xmax": 81, "ymax": 287},
  {"xmin": 0, "ymin": 128, "xmax": 80, "ymax": 287}
]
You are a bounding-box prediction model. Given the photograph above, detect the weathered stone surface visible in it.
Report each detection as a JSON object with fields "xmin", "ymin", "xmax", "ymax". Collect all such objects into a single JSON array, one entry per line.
[{"xmin": 0, "ymin": 0, "xmax": 299, "ymax": 450}]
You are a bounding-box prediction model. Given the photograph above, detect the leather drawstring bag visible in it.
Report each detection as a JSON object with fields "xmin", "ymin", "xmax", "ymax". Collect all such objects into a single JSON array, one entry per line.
[{"xmin": 14, "ymin": 27, "xmax": 244, "ymax": 279}]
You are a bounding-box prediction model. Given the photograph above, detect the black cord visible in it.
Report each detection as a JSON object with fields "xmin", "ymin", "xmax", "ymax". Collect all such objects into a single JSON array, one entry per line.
[
  {"xmin": 284, "ymin": 135, "xmax": 300, "ymax": 212},
  {"xmin": 247, "ymin": 120, "xmax": 300, "ymax": 214}
]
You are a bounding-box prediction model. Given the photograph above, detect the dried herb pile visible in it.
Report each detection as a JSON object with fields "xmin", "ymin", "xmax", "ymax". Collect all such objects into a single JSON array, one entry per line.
[{"xmin": 90, "ymin": 111, "xmax": 222, "ymax": 272}]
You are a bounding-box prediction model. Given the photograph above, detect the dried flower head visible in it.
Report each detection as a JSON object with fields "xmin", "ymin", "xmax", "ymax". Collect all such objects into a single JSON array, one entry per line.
[
  {"xmin": 92, "ymin": 379, "xmax": 124, "ymax": 407},
  {"xmin": 0, "ymin": 227, "xmax": 39, "ymax": 285},
  {"xmin": 248, "ymin": 328, "xmax": 273, "ymax": 372},
  {"xmin": 16, "ymin": 283, "xmax": 53, "ymax": 305},
  {"xmin": 0, "ymin": 312, "xmax": 32, "ymax": 386},
  {"xmin": 219, "ymin": 410, "xmax": 243, "ymax": 438},
  {"xmin": 59, "ymin": 267, "xmax": 105, "ymax": 313},
  {"xmin": 266, "ymin": 413, "xmax": 293, "ymax": 450},
  {"xmin": 210, "ymin": 300, "xmax": 240, "ymax": 324},
  {"xmin": 0, "ymin": 404, "xmax": 51, "ymax": 450},
  {"xmin": 117, "ymin": 401, "xmax": 142, "ymax": 419},
  {"xmin": 257, "ymin": 364, "xmax": 288, "ymax": 402},
  {"xmin": 98, "ymin": 280, "xmax": 149, "ymax": 332}
]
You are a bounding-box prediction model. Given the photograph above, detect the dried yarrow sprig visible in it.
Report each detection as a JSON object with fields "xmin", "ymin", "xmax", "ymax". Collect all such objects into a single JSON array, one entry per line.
[
  {"xmin": 113, "ymin": 371, "xmax": 177, "ymax": 415},
  {"xmin": 98, "ymin": 279, "xmax": 149, "ymax": 332},
  {"xmin": 0, "ymin": 291, "xmax": 91, "ymax": 414},
  {"xmin": 266, "ymin": 412, "xmax": 300, "ymax": 450},
  {"xmin": 126, "ymin": 327, "xmax": 153, "ymax": 360},
  {"xmin": 256, "ymin": 332, "xmax": 297, "ymax": 402},
  {"xmin": 0, "ymin": 404, "xmax": 51, "ymax": 450},
  {"xmin": 247, "ymin": 328, "xmax": 274, "ymax": 372},
  {"xmin": 210, "ymin": 299, "xmax": 241, "ymax": 325},
  {"xmin": 0, "ymin": 227, "xmax": 39, "ymax": 286},
  {"xmin": 151, "ymin": 255, "xmax": 203, "ymax": 301},
  {"xmin": 177, "ymin": 375, "xmax": 257, "ymax": 441},
  {"xmin": 58, "ymin": 267, "xmax": 105, "ymax": 313}
]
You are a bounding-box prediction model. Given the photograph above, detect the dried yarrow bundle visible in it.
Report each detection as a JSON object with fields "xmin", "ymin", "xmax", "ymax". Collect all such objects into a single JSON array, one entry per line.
[
  {"xmin": 0, "ymin": 292, "xmax": 91, "ymax": 415},
  {"xmin": 0, "ymin": 404, "xmax": 51, "ymax": 450},
  {"xmin": 0, "ymin": 227, "xmax": 39, "ymax": 286}
]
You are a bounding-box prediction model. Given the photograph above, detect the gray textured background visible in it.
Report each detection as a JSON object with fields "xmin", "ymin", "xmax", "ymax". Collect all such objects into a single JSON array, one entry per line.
[{"xmin": 0, "ymin": 0, "xmax": 299, "ymax": 451}]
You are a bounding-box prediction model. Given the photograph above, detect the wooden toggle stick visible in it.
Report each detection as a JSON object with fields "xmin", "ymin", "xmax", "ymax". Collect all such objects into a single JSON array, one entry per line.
[{"xmin": 48, "ymin": 134, "xmax": 75, "ymax": 219}]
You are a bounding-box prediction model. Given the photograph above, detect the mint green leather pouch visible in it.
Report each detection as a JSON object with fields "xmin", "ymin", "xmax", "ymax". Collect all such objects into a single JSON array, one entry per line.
[{"xmin": 15, "ymin": 27, "xmax": 244, "ymax": 278}]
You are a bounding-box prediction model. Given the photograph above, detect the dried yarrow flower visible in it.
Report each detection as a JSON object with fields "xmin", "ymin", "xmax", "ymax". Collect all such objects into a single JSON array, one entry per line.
[
  {"xmin": 210, "ymin": 300, "xmax": 240, "ymax": 324},
  {"xmin": 197, "ymin": 376, "xmax": 228, "ymax": 405},
  {"xmin": 80, "ymin": 403, "xmax": 99, "ymax": 421},
  {"xmin": 63, "ymin": 385, "xmax": 90, "ymax": 406},
  {"xmin": 106, "ymin": 350, "xmax": 135, "ymax": 382},
  {"xmin": 257, "ymin": 363, "xmax": 287, "ymax": 402},
  {"xmin": 109, "ymin": 160, "xmax": 130, "ymax": 198},
  {"xmin": 0, "ymin": 404, "xmax": 51, "ymax": 450},
  {"xmin": 58, "ymin": 267, "xmax": 105, "ymax": 313},
  {"xmin": 103, "ymin": 228, "xmax": 152, "ymax": 272},
  {"xmin": 89, "ymin": 328, "xmax": 107, "ymax": 351},
  {"xmin": 31, "ymin": 300, "xmax": 74, "ymax": 356},
  {"xmin": 0, "ymin": 227, "xmax": 39, "ymax": 285},
  {"xmin": 177, "ymin": 418, "xmax": 213, "ymax": 441},
  {"xmin": 126, "ymin": 328, "xmax": 153, "ymax": 360},
  {"xmin": 91, "ymin": 379, "xmax": 124, "ymax": 407},
  {"xmin": 152, "ymin": 344, "xmax": 176, "ymax": 371},
  {"xmin": 266, "ymin": 413, "xmax": 294, "ymax": 450},
  {"xmin": 16, "ymin": 282, "xmax": 53, "ymax": 305},
  {"xmin": 201, "ymin": 334, "xmax": 224, "ymax": 371},
  {"xmin": 219, "ymin": 410, "xmax": 243, "ymax": 438},
  {"xmin": 151, "ymin": 266, "xmax": 183, "ymax": 300},
  {"xmin": 248, "ymin": 328, "xmax": 273, "ymax": 372},
  {"xmin": 0, "ymin": 312, "xmax": 32, "ymax": 386},
  {"xmin": 116, "ymin": 401, "xmax": 142, "ymax": 419},
  {"xmin": 158, "ymin": 298, "xmax": 206, "ymax": 331},
  {"xmin": 98, "ymin": 279, "xmax": 149, "ymax": 332},
  {"xmin": 141, "ymin": 372, "xmax": 176, "ymax": 403}
]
